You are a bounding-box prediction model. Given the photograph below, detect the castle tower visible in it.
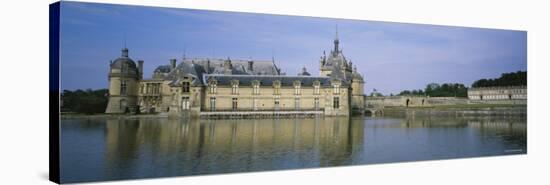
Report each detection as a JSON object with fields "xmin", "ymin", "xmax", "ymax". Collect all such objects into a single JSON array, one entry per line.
[
  {"xmin": 320, "ymin": 25, "xmax": 350, "ymax": 79},
  {"xmin": 105, "ymin": 47, "xmax": 141, "ymax": 113},
  {"xmin": 350, "ymin": 65, "xmax": 366, "ymax": 114}
]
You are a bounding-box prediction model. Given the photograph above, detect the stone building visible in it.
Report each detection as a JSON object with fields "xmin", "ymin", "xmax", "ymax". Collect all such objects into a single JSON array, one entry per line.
[
  {"xmin": 468, "ymin": 86, "xmax": 527, "ymax": 100},
  {"xmin": 105, "ymin": 33, "xmax": 366, "ymax": 117}
]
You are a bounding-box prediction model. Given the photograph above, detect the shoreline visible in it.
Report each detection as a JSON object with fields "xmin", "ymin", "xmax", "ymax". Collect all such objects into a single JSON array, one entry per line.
[{"xmin": 60, "ymin": 104, "xmax": 526, "ymax": 119}]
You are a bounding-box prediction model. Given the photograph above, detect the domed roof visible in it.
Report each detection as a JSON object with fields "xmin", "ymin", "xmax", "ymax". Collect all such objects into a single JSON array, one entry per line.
[{"xmin": 110, "ymin": 48, "xmax": 137, "ymax": 70}]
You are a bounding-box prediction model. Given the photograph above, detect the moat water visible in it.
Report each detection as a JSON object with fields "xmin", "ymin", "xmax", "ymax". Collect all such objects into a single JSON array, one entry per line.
[{"xmin": 60, "ymin": 115, "xmax": 527, "ymax": 183}]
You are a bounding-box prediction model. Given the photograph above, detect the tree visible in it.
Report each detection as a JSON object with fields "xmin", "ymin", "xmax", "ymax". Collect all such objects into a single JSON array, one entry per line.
[
  {"xmin": 472, "ymin": 71, "xmax": 526, "ymax": 88},
  {"xmin": 61, "ymin": 89, "xmax": 109, "ymax": 114}
]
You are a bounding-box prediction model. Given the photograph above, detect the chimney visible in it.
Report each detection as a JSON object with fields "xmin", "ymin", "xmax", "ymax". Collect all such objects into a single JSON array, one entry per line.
[
  {"xmin": 170, "ymin": 59, "xmax": 176, "ymax": 70},
  {"xmin": 248, "ymin": 61, "xmax": 254, "ymax": 71},
  {"xmin": 138, "ymin": 60, "xmax": 144, "ymax": 79},
  {"xmin": 224, "ymin": 57, "xmax": 232, "ymax": 70},
  {"xmin": 224, "ymin": 57, "xmax": 232, "ymax": 75}
]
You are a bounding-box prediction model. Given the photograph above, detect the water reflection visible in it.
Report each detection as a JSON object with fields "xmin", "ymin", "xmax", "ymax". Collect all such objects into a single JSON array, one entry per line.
[
  {"xmin": 102, "ymin": 117, "xmax": 364, "ymax": 177},
  {"xmin": 60, "ymin": 116, "xmax": 526, "ymax": 183}
]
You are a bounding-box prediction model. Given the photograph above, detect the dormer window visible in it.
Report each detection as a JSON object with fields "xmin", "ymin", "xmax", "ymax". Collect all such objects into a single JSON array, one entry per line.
[
  {"xmin": 252, "ymin": 80, "xmax": 260, "ymax": 95},
  {"xmin": 182, "ymin": 82, "xmax": 190, "ymax": 93},
  {"xmin": 231, "ymin": 80, "xmax": 239, "ymax": 95},
  {"xmin": 273, "ymin": 80, "xmax": 281, "ymax": 95},
  {"xmin": 208, "ymin": 80, "xmax": 217, "ymax": 94},
  {"xmin": 294, "ymin": 81, "xmax": 301, "ymax": 95},
  {"xmin": 333, "ymin": 83, "xmax": 340, "ymax": 95},
  {"xmin": 313, "ymin": 81, "xmax": 320, "ymax": 95}
]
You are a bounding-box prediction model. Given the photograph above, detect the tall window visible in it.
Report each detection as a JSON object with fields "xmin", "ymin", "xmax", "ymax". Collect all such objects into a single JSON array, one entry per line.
[
  {"xmin": 274, "ymin": 98, "xmax": 280, "ymax": 111},
  {"xmin": 140, "ymin": 84, "xmax": 144, "ymax": 94},
  {"xmin": 210, "ymin": 97, "xmax": 216, "ymax": 111},
  {"xmin": 182, "ymin": 97, "xmax": 190, "ymax": 110},
  {"xmin": 209, "ymin": 82, "xmax": 217, "ymax": 94},
  {"xmin": 333, "ymin": 97, "xmax": 340, "ymax": 109},
  {"xmin": 232, "ymin": 98, "xmax": 238, "ymax": 110},
  {"xmin": 314, "ymin": 98, "xmax": 320, "ymax": 110},
  {"xmin": 294, "ymin": 81, "xmax": 301, "ymax": 95},
  {"xmin": 273, "ymin": 81, "xmax": 281, "ymax": 95},
  {"xmin": 119, "ymin": 99, "xmax": 127, "ymax": 111},
  {"xmin": 182, "ymin": 82, "xmax": 190, "ymax": 93},
  {"xmin": 295, "ymin": 98, "xmax": 300, "ymax": 110},
  {"xmin": 253, "ymin": 82, "xmax": 260, "ymax": 95},
  {"xmin": 314, "ymin": 82, "xmax": 320, "ymax": 95},
  {"xmin": 333, "ymin": 84, "xmax": 340, "ymax": 95},
  {"xmin": 231, "ymin": 81, "xmax": 239, "ymax": 94},
  {"xmin": 120, "ymin": 80, "xmax": 127, "ymax": 95},
  {"xmin": 152, "ymin": 83, "xmax": 160, "ymax": 94},
  {"xmin": 253, "ymin": 98, "xmax": 258, "ymax": 111}
]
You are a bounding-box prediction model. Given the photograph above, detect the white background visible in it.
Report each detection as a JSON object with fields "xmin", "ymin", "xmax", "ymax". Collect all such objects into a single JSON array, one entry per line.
[{"xmin": 0, "ymin": 0, "xmax": 549, "ymax": 184}]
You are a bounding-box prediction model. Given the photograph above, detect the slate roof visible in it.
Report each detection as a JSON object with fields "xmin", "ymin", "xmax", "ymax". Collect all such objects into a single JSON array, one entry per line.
[
  {"xmin": 204, "ymin": 74, "xmax": 341, "ymax": 87},
  {"xmin": 154, "ymin": 65, "xmax": 172, "ymax": 73},
  {"xmin": 164, "ymin": 62, "xmax": 206, "ymax": 86},
  {"xmin": 182, "ymin": 58, "xmax": 280, "ymax": 75},
  {"xmin": 146, "ymin": 56, "xmax": 352, "ymax": 88},
  {"xmin": 110, "ymin": 57, "xmax": 137, "ymax": 70}
]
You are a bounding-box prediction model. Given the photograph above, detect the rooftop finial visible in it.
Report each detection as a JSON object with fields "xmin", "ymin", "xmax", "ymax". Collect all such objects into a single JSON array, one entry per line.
[
  {"xmin": 121, "ymin": 47, "xmax": 129, "ymax": 57},
  {"xmin": 121, "ymin": 34, "xmax": 129, "ymax": 57}
]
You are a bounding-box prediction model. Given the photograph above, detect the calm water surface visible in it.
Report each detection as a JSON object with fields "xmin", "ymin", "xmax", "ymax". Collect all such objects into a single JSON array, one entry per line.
[{"xmin": 60, "ymin": 116, "xmax": 526, "ymax": 183}]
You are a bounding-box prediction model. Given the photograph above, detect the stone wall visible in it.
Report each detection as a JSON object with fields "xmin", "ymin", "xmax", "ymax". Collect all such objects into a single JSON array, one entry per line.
[{"xmin": 366, "ymin": 96, "xmax": 466, "ymax": 107}]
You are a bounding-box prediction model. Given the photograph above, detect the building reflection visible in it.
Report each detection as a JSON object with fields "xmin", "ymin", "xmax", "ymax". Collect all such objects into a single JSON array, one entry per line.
[{"xmin": 104, "ymin": 117, "xmax": 366, "ymax": 175}]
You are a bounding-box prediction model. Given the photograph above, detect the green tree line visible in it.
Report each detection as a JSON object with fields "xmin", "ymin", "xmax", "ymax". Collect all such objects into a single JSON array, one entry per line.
[
  {"xmin": 61, "ymin": 89, "xmax": 109, "ymax": 114},
  {"xmin": 398, "ymin": 83, "xmax": 468, "ymax": 97},
  {"xmin": 471, "ymin": 71, "xmax": 526, "ymax": 88}
]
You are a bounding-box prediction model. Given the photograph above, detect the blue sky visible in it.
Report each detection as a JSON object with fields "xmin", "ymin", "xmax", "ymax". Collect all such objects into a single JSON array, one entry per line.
[{"xmin": 59, "ymin": 2, "xmax": 527, "ymax": 95}]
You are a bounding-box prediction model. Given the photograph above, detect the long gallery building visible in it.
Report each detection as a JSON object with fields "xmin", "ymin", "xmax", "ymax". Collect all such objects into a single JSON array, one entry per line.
[{"xmin": 105, "ymin": 33, "xmax": 366, "ymax": 117}]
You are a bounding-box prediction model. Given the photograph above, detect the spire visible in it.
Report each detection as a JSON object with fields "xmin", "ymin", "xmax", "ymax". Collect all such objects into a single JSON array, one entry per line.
[
  {"xmin": 333, "ymin": 24, "xmax": 340, "ymax": 55},
  {"xmin": 335, "ymin": 24, "xmax": 339, "ymax": 40}
]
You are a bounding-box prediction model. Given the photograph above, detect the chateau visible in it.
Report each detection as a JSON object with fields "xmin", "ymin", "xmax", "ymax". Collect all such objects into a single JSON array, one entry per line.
[{"xmin": 105, "ymin": 33, "xmax": 366, "ymax": 117}]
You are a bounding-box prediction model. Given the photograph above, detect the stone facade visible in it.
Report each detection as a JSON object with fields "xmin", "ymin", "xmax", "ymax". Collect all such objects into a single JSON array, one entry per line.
[
  {"xmin": 468, "ymin": 86, "xmax": 527, "ymax": 100},
  {"xmin": 106, "ymin": 33, "xmax": 366, "ymax": 117}
]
